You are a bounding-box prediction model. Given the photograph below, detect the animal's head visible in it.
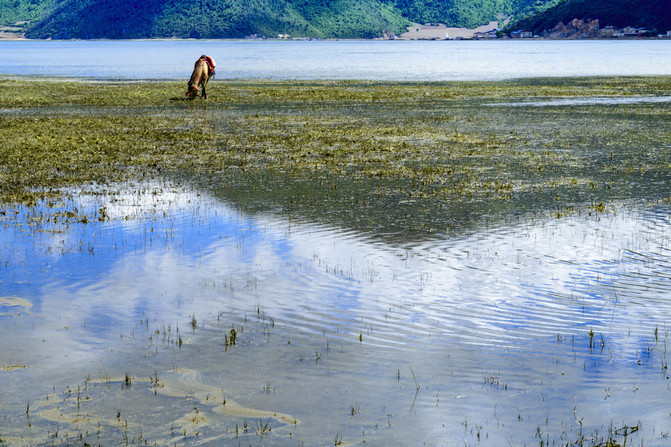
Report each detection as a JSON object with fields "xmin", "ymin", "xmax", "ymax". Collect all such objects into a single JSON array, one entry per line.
[{"xmin": 185, "ymin": 84, "xmax": 199, "ymax": 98}]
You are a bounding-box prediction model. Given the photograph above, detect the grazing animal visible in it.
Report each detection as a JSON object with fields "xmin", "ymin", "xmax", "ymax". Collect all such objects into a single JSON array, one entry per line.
[{"xmin": 186, "ymin": 55, "xmax": 216, "ymax": 100}]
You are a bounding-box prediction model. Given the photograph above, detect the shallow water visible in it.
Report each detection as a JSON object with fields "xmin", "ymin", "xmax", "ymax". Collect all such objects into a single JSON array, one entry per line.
[
  {"xmin": 488, "ymin": 95, "xmax": 671, "ymax": 107},
  {"xmin": 1, "ymin": 182, "xmax": 670, "ymax": 446}
]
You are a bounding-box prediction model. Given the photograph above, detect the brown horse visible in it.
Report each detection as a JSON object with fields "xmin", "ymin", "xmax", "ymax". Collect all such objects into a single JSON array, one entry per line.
[{"xmin": 186, "ymin": 55, "xmax": 215, "ymax": 100}]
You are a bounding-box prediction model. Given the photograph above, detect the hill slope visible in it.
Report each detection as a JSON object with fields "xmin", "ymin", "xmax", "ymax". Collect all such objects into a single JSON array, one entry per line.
[
  {"xmin": 390, "ymin": 0, "xmax": 563, "ymax": 29},
  {"xmin": 15, "ymin": 0, "xmax": 661, "ymax": 39},
  {"xmin": 25, "ymin": 0, "xmax": 410, "ymax": 39},
  {"xmin": 19, "ymin": 0, "xmax": 565, "ymax": 39},
  {"xmin": 0, "ymin": 0, "xmax": 55, "ymax": 27},
  {"xmin": 5, "ymin": 0, "xmax": 666, "ymax": 39},
  {"xmin": 512, "ymin": 0, "xmax": 671, "ymax": 34}
]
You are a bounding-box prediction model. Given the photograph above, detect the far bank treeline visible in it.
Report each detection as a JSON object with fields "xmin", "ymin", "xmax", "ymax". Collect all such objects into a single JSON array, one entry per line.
[{"xmin": 4, "ymin": 0, "xmax": 562, "ymax": 39}]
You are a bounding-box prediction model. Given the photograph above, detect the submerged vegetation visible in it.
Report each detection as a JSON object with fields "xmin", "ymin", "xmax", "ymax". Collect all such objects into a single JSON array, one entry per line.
[{"xmin": 1, "ymin": 76, "xmax": 671, "ymax": 240}]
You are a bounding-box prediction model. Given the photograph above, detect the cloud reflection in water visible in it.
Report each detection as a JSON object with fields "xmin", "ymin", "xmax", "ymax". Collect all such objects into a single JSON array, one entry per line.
[{"xmin": 1, "ymin": 184, "xmax": 670, "ymax": 445}]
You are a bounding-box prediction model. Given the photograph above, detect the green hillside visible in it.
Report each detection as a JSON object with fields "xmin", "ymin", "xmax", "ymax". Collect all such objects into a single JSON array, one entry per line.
[
  {"xmin": 512, "ymin": 0, "xmax": 671, "ymax": 34},
  {"xmin": 7, "ymin": 0, "xmax": 657, "ymax": 39},
  {"xmin": 17, "ymin": 0, "xmax": 565, "ymax": 39},
  {"xmin": 512, "ymin": 0, "xmax": 564, "ymax": 23},
  {"xmin": 0, "ymin": 0, "xmax": 55, "ymax": 27},
  {"xmin": 389, "ymin": 0, "xmax": 561, "ymax": 29},
  {"xmin": 25, "ymin": 0, "xmax": 412, "ymax": 39}
]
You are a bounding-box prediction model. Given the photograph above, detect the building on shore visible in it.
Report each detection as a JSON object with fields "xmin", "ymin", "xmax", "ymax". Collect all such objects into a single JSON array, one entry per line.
[
  {"xmin": 474, "ymin": 29, "xmax": 499, "ymax": 39},
  {"xmin": 510, "ymin": 30, "xmax": 533, "ymax": 38},
  {"xmin": 600, "ymin": 26, "xmax": 627, "ymax": 37}
]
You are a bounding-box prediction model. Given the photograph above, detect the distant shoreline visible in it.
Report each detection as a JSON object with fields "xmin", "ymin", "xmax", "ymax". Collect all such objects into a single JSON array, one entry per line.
[
  {"xmin": 2, "ymin": 35, "xmax": 669, "ymax": 41},
  {"xmin": 0, "ymin": 20, "xmax": 499, "ymax": 41},
  {"xmin": 0, "ymin": 22, "xmax": 493, "ymax": 41},
  {"xmin": 2, "ymin": 23, "xmax": 669, "ymax": 41}
]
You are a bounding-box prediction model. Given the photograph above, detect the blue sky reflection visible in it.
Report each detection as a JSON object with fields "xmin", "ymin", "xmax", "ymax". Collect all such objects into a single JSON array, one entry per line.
[{"xmin": 1, "ymin": 185, "xmax": 671, "ymax": 445}]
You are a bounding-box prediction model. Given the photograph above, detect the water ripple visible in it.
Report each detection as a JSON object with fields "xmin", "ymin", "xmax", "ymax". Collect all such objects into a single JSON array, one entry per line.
[
  {"xmin": 4, "ymin": 186, "xmax": 671, "ymax": 445},
  {"xmin": 246, "ymin": 203, "xmax": 671, "ymax": 363}
]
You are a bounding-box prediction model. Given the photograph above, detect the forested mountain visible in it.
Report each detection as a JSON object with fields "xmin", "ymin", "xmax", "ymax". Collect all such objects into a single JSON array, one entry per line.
[
  {"xmin": 1, "ymin": 0, "xmax": 665, "ymax": 39},
  {"xmin": 23, "ymin": 0, "xmax": 411, "ymax": 39},
  {"xmin": 390, "ymin": 0, "xmax": 562, "ymax": 29},
  {"xmin": 8, "ymin": 0, "xmax": 563, "ymax": 39},
  {"xmin": 511, "ymin": 0, "xmax": 671, "ymax": 34},
  {"xmin": 0, "ymin": 0, "xmax": 55, "ymax": 26}
]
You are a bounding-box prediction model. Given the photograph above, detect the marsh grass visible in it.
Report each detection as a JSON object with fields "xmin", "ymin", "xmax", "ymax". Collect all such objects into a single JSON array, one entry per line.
[{"xmin": 2, "ymin": 77, "xmax": 671, "ymax": 239}]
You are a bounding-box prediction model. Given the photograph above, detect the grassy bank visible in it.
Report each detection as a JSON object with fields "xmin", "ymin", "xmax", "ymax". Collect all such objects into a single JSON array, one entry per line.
[{"xmin": 1, "ymin": 77, "xmax": 670, "ymax": 238}]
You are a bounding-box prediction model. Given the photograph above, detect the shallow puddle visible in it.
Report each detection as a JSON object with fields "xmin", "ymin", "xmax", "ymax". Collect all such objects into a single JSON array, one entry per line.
[
  {"xmin": 487, "ymin": 95, "xmax": 671, "ymax": 107},
  {"xmin": 1, "ymin": 182, "xmax": 670, "ymax": 446}
]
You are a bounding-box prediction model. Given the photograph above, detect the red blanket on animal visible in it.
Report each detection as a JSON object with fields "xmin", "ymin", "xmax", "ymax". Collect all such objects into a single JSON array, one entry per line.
[{"xmin": 196, "ymin": 56, "xmax": 216, "ymax": 76}]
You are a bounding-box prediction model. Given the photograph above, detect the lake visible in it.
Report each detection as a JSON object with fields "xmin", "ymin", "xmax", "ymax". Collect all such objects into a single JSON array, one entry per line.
[
  {"xmin": 1, "ymin": 39, "xmax": 670, "ymax": 80},
  {"xmin": 2, "ymin": 44, "xmax": 671, "ymax": 446}
]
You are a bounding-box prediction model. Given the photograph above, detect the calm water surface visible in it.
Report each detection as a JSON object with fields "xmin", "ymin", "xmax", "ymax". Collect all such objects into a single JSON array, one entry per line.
[
  {"xmin": 1, "ymin": 39, "xmax": 670, "ymax": 80},
  {"xmin": 1, "ymin": 184, "xmax": 670, "ymax": 445}
]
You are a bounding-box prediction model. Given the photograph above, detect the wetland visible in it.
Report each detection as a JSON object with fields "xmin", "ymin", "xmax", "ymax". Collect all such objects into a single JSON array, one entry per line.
[{"xmin": 1, "ymin": 77, "xmax": 671, "ymax": 445}]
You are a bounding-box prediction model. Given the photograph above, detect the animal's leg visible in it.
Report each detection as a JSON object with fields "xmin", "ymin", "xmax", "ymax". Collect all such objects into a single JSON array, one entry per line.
[{"xmin": 202, "ymin": 86, "xmax": 207, "ymax": 100}]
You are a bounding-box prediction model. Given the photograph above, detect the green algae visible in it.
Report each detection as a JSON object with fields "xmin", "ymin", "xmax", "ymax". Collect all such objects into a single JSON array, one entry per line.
[{"xmin": 1, "ymin": 77, "xmax": 670, "ymax": 238}]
